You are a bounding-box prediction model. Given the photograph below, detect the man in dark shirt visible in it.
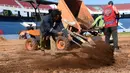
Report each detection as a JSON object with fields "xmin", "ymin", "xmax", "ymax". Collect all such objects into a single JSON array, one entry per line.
[{"xmin": 40, "ymin": 9, "xmax": 67, "ymax": 50}]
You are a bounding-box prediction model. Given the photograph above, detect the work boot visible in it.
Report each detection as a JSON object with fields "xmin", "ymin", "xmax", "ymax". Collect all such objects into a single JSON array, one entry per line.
[
  {"xmin": 114, "ymin": 48, "xmax": 121, "ymax": 55},
  {"xmin": 114, "ymin": 48, "xmax": 120, "ymax": 52},
  {"xmin": 41, "ymin": 48, "xmax": 45, "ymax": 51}
]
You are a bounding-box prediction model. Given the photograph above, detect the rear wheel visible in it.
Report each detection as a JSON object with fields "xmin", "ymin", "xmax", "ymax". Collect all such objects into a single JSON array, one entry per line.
[
  {"xmin": 25, "ymin": 38, "xmax": 38, "ymax": 51},
  {"xmin": 56, "ymin": 36, "xmax": 70, "ymax": 50}
]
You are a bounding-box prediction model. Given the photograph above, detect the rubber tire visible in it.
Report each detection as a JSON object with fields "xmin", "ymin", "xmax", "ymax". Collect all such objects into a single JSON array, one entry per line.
[
  {"xmin": 56, "ymin": 36, "xmax": 70, "ymax": 50},
  {"xmin": 25, "ymin": 38, "xmax": 38, "ymax": 51}
]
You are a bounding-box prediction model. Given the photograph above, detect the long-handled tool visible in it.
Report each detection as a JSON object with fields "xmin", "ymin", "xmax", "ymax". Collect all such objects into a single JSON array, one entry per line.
[{"xmin": 67, "ymin": 30, "xmax": 93, "ymax": 48}]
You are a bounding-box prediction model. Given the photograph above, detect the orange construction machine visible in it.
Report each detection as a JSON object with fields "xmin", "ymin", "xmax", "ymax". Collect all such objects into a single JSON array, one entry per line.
[{"xmin": 19, "ymin": 0, "xmax": 103, "ymax": 54}]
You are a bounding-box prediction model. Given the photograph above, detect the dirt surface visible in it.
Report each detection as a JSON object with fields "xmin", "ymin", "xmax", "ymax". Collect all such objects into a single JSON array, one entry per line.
[{"xmin": 0, "ymin": 35, "xmax": 130, "ymax": 73}]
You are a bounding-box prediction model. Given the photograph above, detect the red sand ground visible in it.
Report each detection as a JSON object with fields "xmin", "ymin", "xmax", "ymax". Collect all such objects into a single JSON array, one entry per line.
[{"xmin": 0, "ymin": 35, "xmax": 130, "ymax": 73}]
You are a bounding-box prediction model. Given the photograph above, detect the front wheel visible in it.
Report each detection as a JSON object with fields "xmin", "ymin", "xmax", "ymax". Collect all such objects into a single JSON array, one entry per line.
[
  {"xmin": 56, "ymin": 36, "xmax": 70, "ymax": 50},
  {"xmin": 25, "ymin": 38, "xmax": 38, "ymax": 51}
]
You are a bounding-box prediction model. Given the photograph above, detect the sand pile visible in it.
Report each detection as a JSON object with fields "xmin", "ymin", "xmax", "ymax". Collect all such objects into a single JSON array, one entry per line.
[{"xmin": 38, "ymin": 40, "xmax": 114, "ymax": 69}]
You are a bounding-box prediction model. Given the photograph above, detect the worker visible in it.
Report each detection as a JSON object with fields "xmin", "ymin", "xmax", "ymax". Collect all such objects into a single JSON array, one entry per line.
[
  {"xmin": 103, "ymin": 1, "xmax": 120, "ymax": 52},
  {"xmin": 91, "ymin": 15, "xmax": 105, "ymax": 33},
  {"xmin": 40, "ymin": 9, "xmax": 71, "ymax": 50}
]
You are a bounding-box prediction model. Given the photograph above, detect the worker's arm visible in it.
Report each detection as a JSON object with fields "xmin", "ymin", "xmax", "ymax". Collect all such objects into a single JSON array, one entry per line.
[
  {"xmin": 113, "ymin": 6, "xmax": 120, "ymax": 18},
  {"xmin": 113, "ymin": 6, "xmax": 119, "ymax": 14},
  {"xmin": 49, "ymin": 27, "xmax": 59, "ymax": 34},
  {"xmin": 57, "ymin": 21, "xmax": 65, "ymax": 31},
  {"xmin": 59, "ymin": 22, "xmax": 69, "ymax": 37},
  {"xmin": 40, "ymin": 20, "xmax": 58, "ymax": 35},
  {"xmin": 92, "ymin": 15, "xmax": 103, "ymax": 27},
  {"xmin": 113, "ymin": 6, "xmax": 120, "ymax": 23}
]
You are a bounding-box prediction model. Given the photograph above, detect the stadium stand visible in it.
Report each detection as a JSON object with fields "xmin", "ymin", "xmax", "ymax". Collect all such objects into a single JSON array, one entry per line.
[
  {"xmin": 0, "ymin": 0, "xmax": 130, "ymax": 14},
  {"xmin": 0, "ymin": 0, "xmax": 19, "ymax": 7},
  {"xmin": 87, "ymin": 4, "xmax": 130, "ymax": 12},
  {"xmin": 18, "ymin": 1, "xmax": 51, "ymax": 9},
  {"xmin": 87, "ymin": 6, "xmax": 97, "ymax": 12},
  {"xmin": 0, "ymin": 0, "xmax": 51, "ymax": 10}
]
